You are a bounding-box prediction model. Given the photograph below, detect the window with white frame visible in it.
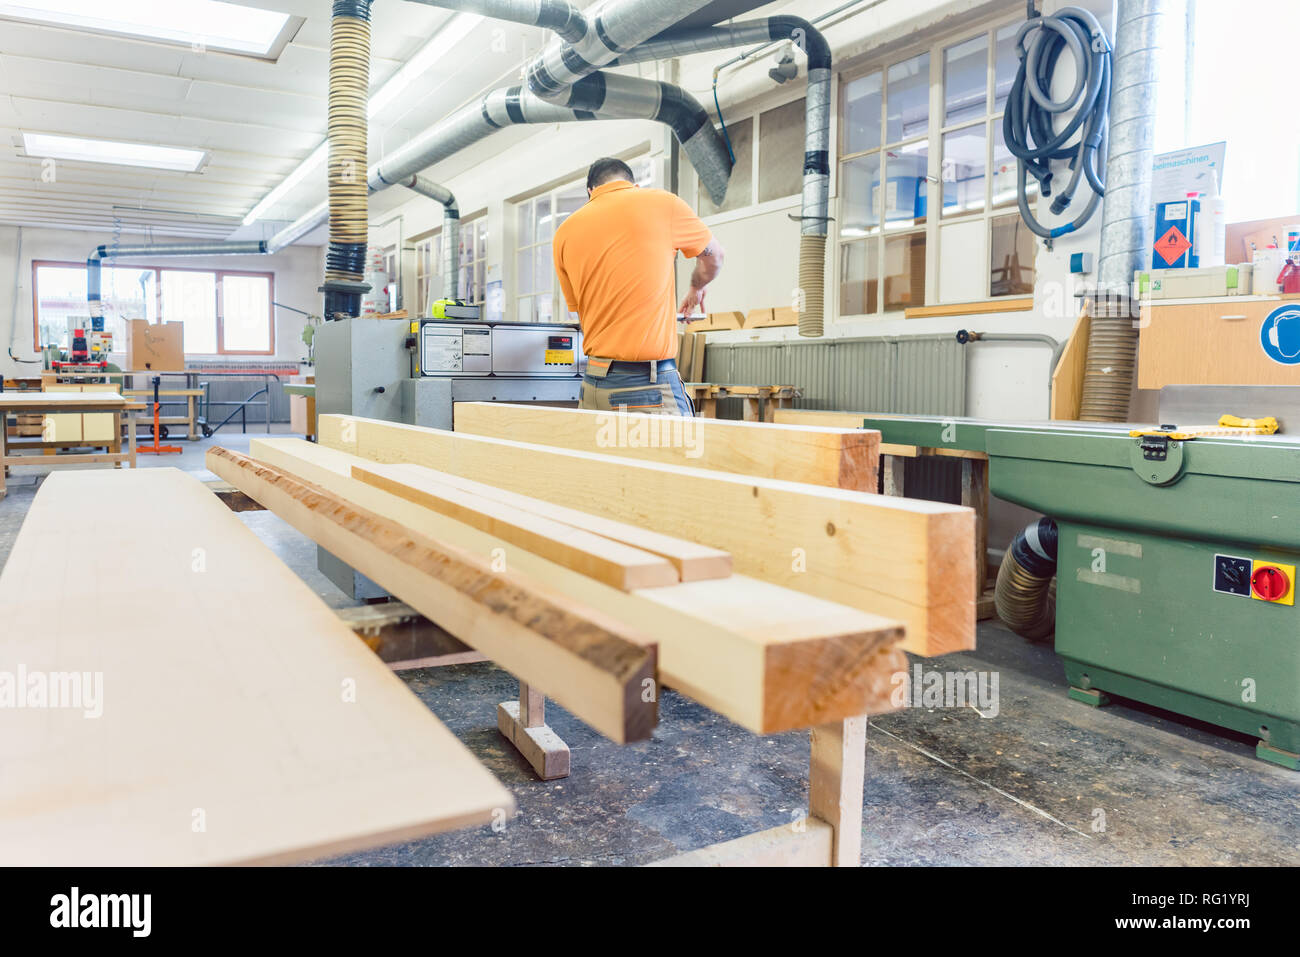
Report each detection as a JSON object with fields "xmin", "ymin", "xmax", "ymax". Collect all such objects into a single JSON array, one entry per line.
[
  {"xmin": 412, "ymin": 216, "xmax": 489, "ymax": 316},
  {"xmin": 838, "ymin": 19, "xmax": 1037, "ymax": 317},
  {"xmin": 514, "ymin": 157, "xmax": 653, "ymax": 324},
  {"xmin": 696, "ymin": 95, "xmax": 807, "ymax": 215}
]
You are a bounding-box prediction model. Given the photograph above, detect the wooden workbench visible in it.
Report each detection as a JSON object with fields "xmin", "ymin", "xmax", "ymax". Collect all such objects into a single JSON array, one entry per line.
[
  {"xmin": 683, "ymin": 383, "xmax": 801, "ymax": 421},
  {"xmin": 122, "ymin": 388, "xmax": 205, "ymax": 440},
  {"xmin": 0, "ymin": 392, "xmax": 143, "ymax": 500}
]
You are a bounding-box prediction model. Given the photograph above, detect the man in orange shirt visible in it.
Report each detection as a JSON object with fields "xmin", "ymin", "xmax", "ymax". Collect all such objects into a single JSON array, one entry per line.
[{"xmin": 554, "ymin": 158, "xmax": 725, "ymax": 416}]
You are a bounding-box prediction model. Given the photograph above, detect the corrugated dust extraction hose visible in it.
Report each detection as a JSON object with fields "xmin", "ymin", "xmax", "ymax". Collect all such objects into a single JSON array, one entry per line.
[
  {"xmin": 798, "ymin": 234, "xmax": 826, "ymax": 338},
  {"xmin": 994, "ymin": 518, "xmax": 1058, "ymax": 641},
  {"xmin": 323, "ymin": 1, "xmax": 374, "ymax": 319}
]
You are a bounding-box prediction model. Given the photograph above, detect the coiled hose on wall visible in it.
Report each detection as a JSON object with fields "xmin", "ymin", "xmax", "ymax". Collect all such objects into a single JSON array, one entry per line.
[
  {"xmin": 323, "ymin": 0, "xmax": 374, "ymax": 320},
  {"xmin": 1002, "ymin": 5, "xmax": 1111, "ymax": 241},
  {"xmin": 995, "ymin": 517, "xmax": 1058, "ymax": 642}
]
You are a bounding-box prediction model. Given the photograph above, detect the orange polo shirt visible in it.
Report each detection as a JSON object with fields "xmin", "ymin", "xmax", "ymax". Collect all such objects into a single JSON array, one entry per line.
[{"xmin": 553, "ymin": 180, "xmax": 712, "ymax": 361}]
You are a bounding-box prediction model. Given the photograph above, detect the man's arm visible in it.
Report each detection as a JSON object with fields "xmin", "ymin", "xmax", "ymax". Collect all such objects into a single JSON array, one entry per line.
[
  {"xmin": 678, "ymin": 238, "xmax": 725, "ymax": 317},
  {"xmin": 553, "ymin": 240, "xmax": 578, "ymax": 315}
]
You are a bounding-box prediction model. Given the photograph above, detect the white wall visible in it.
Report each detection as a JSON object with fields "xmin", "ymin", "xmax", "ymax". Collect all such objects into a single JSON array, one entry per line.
[{"xmin": 0, "ymin": 225, "xmax": 323, "ymax": 378}]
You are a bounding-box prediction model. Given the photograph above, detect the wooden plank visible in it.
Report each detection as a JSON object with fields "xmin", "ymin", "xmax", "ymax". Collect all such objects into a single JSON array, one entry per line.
[
  {"xmin": 772, "ymin": 409, "xmax": 872, "ymax": 430},
  {"xmin": 207, "ymin": 447, "xmax": 658, "ymax": 745},
  {"xmin": 1050, "ymin": 305, "xmax": 1091, "ymax": 420},
  {"xmin": 248, "ymin": 438, "xmax": 908, "ymax": 733},
  {"xmin": 0, "ymin": 468, "xmax": 512, "ymax": 866},
  {"xmin": 648, "ymin": 820, "xmax": 834, "ymax": 867},
  {"xmin": 352, "ymin": 462, "xmax": 679, "ymax": 590},
  {"xmin": 319, "ymin": 416, "xmax": 973, "ymax": 657},
  {"xmin": 353, "ymin": 459, "xmax": 730, "ymax": 582},
  {"xmin": 0, "ymin": 392, "xmax": 136, "ymax": 411},
  {"xmin": 903, "ymin": 297, "xmax": 1034, "ymax": 319},
  {"xmin": 452, "ymin": 402, "xmax": 880, "ymax": 491},
  {"xmin": 690, "ymin": 332, "xmax": 708, "ymax": 383},
  {"xmin": 810, "ymin": 716, "xmax": 867, "ymax": 867}
]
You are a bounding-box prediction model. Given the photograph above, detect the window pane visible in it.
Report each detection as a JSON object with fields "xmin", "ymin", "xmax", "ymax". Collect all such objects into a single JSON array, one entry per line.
[
  {"xmin": 35, "ymin": 265, "xmax": 90, "ymax": 349},
  {"xmin": 994, "ymin": 23, "xmax": 1020, "ymax": 114},
  {"xmin": 534, "ymin": 242, "xmax": 553, "ymax": 296},
  {"xmin": 221, "ymin": 275, "xmax": 271, "ymax": 352},
  {"xmin": 476, "ymin": 221, "xmax": 487, "ymax": 262},
  {"xmin": 516, "ymin": 204, "xmax": 531, "ymax": 245},
  {"xmin": 536, "ymin": 293, "xmax": 553, "ymax": 324},
  {"xmin": 990, "ymin": 213, "xmax": 1036, "ymax": 296},
  {"xmin": 842, "ymin": 71, "xmax": 882, "ymax": 154},
  {"xmin": 698, "ymin": 117, "xmax": 753, "ymax": 215},
  {"xmin": 884, "ymin": 141, "xmax": 929, "ymax": 226},
  {"xmin": 886, "ymin": 53, "xmax": 929, "ymax": 143},
  {"xmin": 944, "ymin": 35, "xmax": 987, "ymax": 126},
  {"xmin": 758, "ymin": 97, "xmax": 806, "ymax": 201},
  {"xmin": 941, "ymin": 125, "xmax": 987, "ymax": 217},
  {"xmin": 884, "ymin": 232, "xmax": 926, "ymax": 310},
  {"xmin": 555, "ymin": 185, "xmax": 586, "ymax": 228},
  {"xmin": 534, "ymin": 196, "xmax": 554, "ymax": 243},
  {"xmin": 516, "ymin": 247, "xmax": 533, "ymax": 295},
  {"xmin": 840, "ymin": 152, "xmax": 880, "ymax": 236},
  {"xmin": 476, "ymin": 261, "xmax": 485, "ymax": 305},
  {"xmin": 992, "ymin": 119, "xmax": 1035, "ymax": 209},
  {"xmin": 162, "ymin": 270, "xmax": 216, "ymax": 354},
  {"xmin": 839, "ymin": 238, "xmax": 878, "ymax": 316},
  {"xmin": 517, "ymin": 295, "xmax": 533, "ymax": 323}
]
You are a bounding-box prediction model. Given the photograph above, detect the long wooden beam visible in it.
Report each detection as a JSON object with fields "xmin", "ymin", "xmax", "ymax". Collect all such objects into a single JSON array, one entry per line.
[
  {"xmin": 318, "ymin": 415, "xmax": 974, "ymax": 657},
  {"xmin": 207, "ymin": 447, "xmax": 658, "ymax": 744},
  {"xmin": 453, "ymin": 402, "xmax": 880, "ymax": 491},
  {"xmin": 247, "ymin": 438, "xmax": 907, "ymax": 734},
  {"xmin": 0, "ymin": 468, "xmax": 513, "ymax": 866}
]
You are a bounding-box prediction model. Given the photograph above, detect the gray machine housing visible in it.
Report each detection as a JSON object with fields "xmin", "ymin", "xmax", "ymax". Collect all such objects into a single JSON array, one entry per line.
[{"xmin": 313, "ymin": 314, "xmax": 584, "ymax": 597}]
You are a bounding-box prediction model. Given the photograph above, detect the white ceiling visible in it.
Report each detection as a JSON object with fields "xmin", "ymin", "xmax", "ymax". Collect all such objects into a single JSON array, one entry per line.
[{"xmin": 0, "ymin": 1, "xmax": 551, "ymax": 242}]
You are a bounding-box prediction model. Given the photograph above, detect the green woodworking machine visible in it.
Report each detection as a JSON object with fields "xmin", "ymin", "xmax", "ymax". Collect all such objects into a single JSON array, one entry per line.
[{"xmin": 862, "ymin": 390, "xmax": 1300, "ymax": 770}]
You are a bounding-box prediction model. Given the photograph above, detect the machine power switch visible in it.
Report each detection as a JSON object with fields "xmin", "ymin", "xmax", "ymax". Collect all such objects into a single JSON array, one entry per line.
[{"xmin": 1250, "ymin": 563, "xmax": 1295, "ymax": 605}]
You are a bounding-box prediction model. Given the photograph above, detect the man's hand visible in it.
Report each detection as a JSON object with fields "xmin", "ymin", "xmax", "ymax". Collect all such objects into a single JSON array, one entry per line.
[
  {"xmin": 680, "ymin": 238, "xmax": 725, "ymax": 317},
  {"xmin": 678, "ymin": 284, "xmax": 707, "ymax": 317}
]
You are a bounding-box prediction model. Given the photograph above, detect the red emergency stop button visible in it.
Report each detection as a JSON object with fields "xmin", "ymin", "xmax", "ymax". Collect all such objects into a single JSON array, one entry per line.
[{"xmin": 1252, "ymin": 565, "xmax": 1291, "ymax": 602}]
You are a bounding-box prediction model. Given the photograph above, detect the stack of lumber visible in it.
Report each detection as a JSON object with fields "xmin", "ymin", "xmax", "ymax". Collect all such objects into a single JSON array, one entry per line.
[
  {"xmin": 0, "ymin": 468, "xmax": 512, "ymax": 865},
  {"xmin": 210, "ymin": 412, "xmax": 975, "ymax": 746}
]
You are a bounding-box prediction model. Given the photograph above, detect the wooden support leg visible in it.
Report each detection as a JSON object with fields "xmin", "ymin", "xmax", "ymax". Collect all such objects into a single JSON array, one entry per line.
[
  {"xmin": 127, "ymin": 412, "xmax": 137, "ymax": 468},
  {"xmin": 700, "ymin": 397, "xmax": 717, "ymax": 418},
  {"xmin": 961, "ymin": 458, "xmax": 990, "ymax": 596},
  {"xmin": 188, "ymin": 394, "xmax": 197, "ymax": 441},
  {"xmin": 741, "ymin": 397, "xmax": 760, "ymax": 422},
  {"xmin": 882, "ymin": 454, "xmax": 905, "ymax": 497},
  {"xmin": 498, "ymin": 680, "xmax": 571, "ymax": 780},
  {"xmin": 0, "ymin": 426, "xmax": 7, "ymax": 500},
  {"xmin": 111, "ymin": 411, "xmax": 122, "ymax": 468},
  {"xmin": 809, "ymin": 716, "xmax": 866, "ymax": 867}
]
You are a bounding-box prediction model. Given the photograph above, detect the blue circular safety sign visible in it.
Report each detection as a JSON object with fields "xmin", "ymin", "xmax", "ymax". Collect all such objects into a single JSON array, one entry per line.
[{"xmin": 1261, "ymin": 305, "xmax": 1300, "ymax": 365}]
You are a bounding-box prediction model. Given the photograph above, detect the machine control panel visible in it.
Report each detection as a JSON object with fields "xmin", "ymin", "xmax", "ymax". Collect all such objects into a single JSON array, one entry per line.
[
  {"xmin": 417, "ymin": 318, "xmax": 581, "ymax": 378},
  {"xmin": 1213, "ymin": 554, "xmax": 1295, "ymax": 605}
]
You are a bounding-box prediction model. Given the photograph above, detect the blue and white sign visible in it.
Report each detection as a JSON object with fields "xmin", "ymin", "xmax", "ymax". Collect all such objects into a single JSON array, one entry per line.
[{"xmin": 1261, "ymin": 305, "xmax": 1300, "ymax": 366}]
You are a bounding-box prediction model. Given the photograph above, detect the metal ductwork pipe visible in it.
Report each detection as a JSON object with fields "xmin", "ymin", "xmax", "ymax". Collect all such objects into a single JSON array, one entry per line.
[
  {"xmin": 370, "ymin": 74, "xmax": 733, "ymax": 203},
  {"xmin": 322, "ymin": 0, "xmax": 375, "ymax": 321},
  {"xmin": 1082, "ymin": 0, "xmax": 1169, "ymax": 422},
  {"xmin": 524, "ymin": 0, "xmax": 714, "ymax": 102},
  {"xmin": 612, "ymin": 17, "xmax": 832, "ymax": 336},
  {"xmin": 403, "ymin": 175, "xmax": 461, "ymax": 300},
  {"xmin": 994, "ymin": 518, "xmax": 1058, "ymax": 641},
  {"xmin": 407, "ymin": 0, "xmax": 587, "ymax": 42}
]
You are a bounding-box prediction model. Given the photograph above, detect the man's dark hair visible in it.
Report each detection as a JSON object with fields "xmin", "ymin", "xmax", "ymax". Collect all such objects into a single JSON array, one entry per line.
[{"xmin": 587, "ymin": 157, "xmax": 635, "ymax": 191}]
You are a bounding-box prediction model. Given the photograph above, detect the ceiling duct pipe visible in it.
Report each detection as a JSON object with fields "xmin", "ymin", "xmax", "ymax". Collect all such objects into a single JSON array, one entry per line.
[
  {"xmin": 85, "ymin": 241, "xmax": 268, "ymax": 326},
  {"xmin": 1082, "ymin": 0, "xmax": 1169, "ymax": 422},
  {"xmin": 610, "ymin": 16, "xmax": 832, "ymax": 336},
  {"xmin": 406, "ymin": 0, "xmax": 587, "ymax": 42},
  {"xmin": 321, "ymin": 0, "xmax": 375, "ymax": 321},
  {"xmin": 403, "ymin": 175, "xmax": 461, "ymax": 300},
  {"xmin": 371, "ymin": 73, "xmax": 733, "ymax": 203}
]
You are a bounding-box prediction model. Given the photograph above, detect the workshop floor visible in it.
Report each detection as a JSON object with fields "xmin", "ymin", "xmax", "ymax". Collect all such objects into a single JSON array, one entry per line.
[{"xmin": 3, "ymin": 428, "xmax": 1298, "ymax": 866}]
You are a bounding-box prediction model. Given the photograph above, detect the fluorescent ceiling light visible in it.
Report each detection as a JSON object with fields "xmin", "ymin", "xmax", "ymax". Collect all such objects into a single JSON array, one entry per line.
[
  {"xmin": 243, "ymin": 13, "xmax": 484, "ymax": 227},
  {"xmin": 23, "ymin": 133, "xmax": 206, "ymax": 172},
  {"xmin": 242, "ymin": 143, "xmax": 328, "ymax": 226},
  {"xmin": 0, "ymin": 0, "xmax": 293, "ymax": 57}
]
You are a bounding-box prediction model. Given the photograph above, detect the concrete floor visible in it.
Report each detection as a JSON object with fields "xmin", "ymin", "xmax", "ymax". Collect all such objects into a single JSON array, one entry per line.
[{"xmin": 2, "ymin": 426, "xmax": 1298, "ymax": 866}]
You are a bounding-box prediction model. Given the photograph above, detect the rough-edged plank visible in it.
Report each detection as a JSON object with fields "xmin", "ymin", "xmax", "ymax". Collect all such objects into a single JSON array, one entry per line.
[
  {"xmin": 249, "ymin": 438, "xmax": 907, "ymax": 734},
  {"xmin": 354, "ymin": 463, "xmax": 678, "ymax": 590},
  {"xmin": 207, "ymin": 447, "xmax": 658, "ymax": 744},
  {"xmin": 453, "ymin": 402, "xmax": 880, "ymax": 491},
  {"xmin": 648, "ymin": 820, "xmax": 834, "ymax": 867},
  {"xmin": 319, "ymin": 415, "xmax": 973, "ymax": 657},
  {"xmin": 0, "ymin": 468, "xmax": 512, "ymax": 866}
]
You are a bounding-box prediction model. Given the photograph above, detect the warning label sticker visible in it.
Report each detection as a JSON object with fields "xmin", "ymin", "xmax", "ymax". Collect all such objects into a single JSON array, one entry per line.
[{"xmin": 1154, "ymin": 226, "xmax": 1193, "ymax": 265}]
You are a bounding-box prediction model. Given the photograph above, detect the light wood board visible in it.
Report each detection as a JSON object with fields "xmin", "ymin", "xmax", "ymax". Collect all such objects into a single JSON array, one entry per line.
[
  {"xmin": 0, "ymin": 468, "xmax": 512, "ymax": 866},
  {"xmin": 249, "ymin": 438, "xmax": 908, "ymax": 733},
  {"xmin": 318, "ymin": 416, "xmax": 973, "ymax": 657},
  {"xmin": 452, "ymin": 402, "xmax": 880, "ymax": 491},
  {"xmin": 208, "ymin": 447, "xmax": 659, "ymax": 744},
  {"xmin": 1050, "ymin": 306, "xmax": 1091, "ymax": 420}
]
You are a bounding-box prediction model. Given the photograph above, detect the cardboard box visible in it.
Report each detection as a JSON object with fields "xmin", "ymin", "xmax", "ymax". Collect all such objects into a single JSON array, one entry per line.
[
  {"xmin": 125, "ymin": 320, "xmax": 184, "ymax": 371},
  {"xmin": 746, "ymin": 307, "xmax": 800, "ymax": 329}
]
